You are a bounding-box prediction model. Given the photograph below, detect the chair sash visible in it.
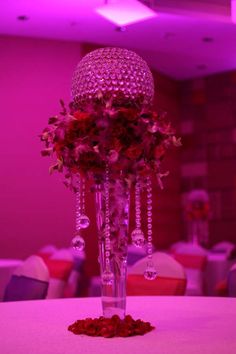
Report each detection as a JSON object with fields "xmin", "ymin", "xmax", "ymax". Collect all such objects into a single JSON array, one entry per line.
[
  {"xmin": 3, "ymin": 275, "xmax": 48, "ymax": 302},
  {"xmin": 127, "ymin": 274, "xmax": 187, "ymax": 296},
  {"xmin": 173, "ymin": 253, "xmax": 207, "ymax": 270}
]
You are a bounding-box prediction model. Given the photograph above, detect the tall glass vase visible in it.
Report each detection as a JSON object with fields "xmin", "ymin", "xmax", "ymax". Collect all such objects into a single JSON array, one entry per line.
[{"xmin": 95, "ymin": 177, "xmax": 130, "ymax": 319}]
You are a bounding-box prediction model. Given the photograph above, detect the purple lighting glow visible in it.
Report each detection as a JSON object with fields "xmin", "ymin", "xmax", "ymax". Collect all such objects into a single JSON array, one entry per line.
[{"xmin": 95, "ymin": 0, "xmax": 157, "ymax": 26}]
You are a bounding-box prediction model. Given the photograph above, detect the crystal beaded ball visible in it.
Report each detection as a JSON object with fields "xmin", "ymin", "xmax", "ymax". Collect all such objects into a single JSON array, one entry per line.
[{"xmin": 71, "ymin": 47, "xmax": 154, "ymax": 107}]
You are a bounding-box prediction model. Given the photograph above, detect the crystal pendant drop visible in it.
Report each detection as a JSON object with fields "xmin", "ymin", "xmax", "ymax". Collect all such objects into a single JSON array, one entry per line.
[
  {"xmin": 78, "ymin": 214, "xmax": 90, "ymax": 229},
  {"xmin": 71, "ymin": 235, "xmax": 85, "ymax": 251},
  {"xmin": 144, "ymin": 263, "xmax": 158, "ymax": 280},
  {"xmin": 131, "ymin": 228, "xmax": 145, "ymax": 248},
  {"xmin": 101, "ymin": 270, "xmax": 114, "ymax": 285}
]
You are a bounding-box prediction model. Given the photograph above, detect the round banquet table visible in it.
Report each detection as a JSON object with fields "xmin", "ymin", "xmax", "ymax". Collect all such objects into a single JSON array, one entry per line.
[{"xmin": 0, "ymin": 296, "xmax": 236, "ymax": 354}]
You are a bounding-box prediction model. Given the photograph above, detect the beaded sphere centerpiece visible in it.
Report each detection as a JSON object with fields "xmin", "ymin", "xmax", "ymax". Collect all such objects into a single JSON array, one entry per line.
[
  {"xmin": 71, "ymin": 48, "xmax": 156, "ymax": 318},
  {"xmin": 71, "ymin": 47, "xmax": 154, "ymax": 107},
  {"xmin": 40, "ymin": 46, "xmax": 180, "ymax": 321}
]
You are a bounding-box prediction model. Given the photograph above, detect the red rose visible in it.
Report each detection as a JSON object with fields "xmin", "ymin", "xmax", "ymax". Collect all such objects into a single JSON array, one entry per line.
[
  {"xmin": 73, "ymin": 110, "xmax": 91, "ymax": 121},
  {"xmin": 54, "ymin": 142, "xmax": 64, "ymax": 158},
  {"xmin": 118, "ymin": 107, "xmax": 138, "ymax": 121},
  {"xmin": 112, "ymin": 138, "xmax": 122, "ymax": 152},
  {"xmin": 154, "ymin": 145, "xmax": 165, "ymax": 159},
  {"xmin": 126, "ymin": 145, "xmax": 142, "ymax": 159}
]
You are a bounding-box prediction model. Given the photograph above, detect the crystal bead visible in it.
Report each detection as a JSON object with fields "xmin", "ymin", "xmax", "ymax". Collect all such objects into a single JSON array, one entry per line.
[
  {"xmin": 78, "ymin": 214, "xmax": 90, "ymax": 229},
  {"xmin": 144, "ymin": 264, "xmax": 158, "ymax": 280},
  {"xmin": 101, "ymin": 270, "xmax": 114, "ymax": 285},
  {"xmin": 131, "ymin": 228, "xmax": 145, "ymax": 248},
  {"xmin": 72, "ymin": 235, "xmax": 85, "ymax": 251}
]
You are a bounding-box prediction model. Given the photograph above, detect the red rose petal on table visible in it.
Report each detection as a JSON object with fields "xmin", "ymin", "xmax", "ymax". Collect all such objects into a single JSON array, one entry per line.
[{"xmin": 68, "ymin": 315, "xmax": 155, "ymax": 338}]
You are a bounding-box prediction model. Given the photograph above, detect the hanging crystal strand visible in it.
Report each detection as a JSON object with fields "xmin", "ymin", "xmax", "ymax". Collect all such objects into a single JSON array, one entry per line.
[
  {"xmin": 78, "ymin": 178, "xmax": 90, "ymax": 229},
  {"xmin": 101, "ymin": 165, "xmax": 114, "ymax": 285},
  {"xmin": 131, "ymin": 176, "xmax": 145, "ymax": 247},
  {"xmin": 144, "ymin": 176, "xmax": 158, "ymax": 280},
  {"xmin": 72, "ymin": 177, "xmax": 85, "ymax": 251}
]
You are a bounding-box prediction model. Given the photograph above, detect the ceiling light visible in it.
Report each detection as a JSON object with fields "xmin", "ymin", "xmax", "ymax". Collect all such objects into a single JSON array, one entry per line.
[
  {"xmin": 95, "ymin": 0, "xmax": 157, "ymax": 27},
  {"xmin": 115, "ymin": 26, "xmax": 127, "ymax": 32},
  {"xmin": 17, "ymin": 15, "xmax": 29, "ymax": 21},
  {"xmin": 202, "ymin": 37, "xmax": 214, "ymax": 43}
]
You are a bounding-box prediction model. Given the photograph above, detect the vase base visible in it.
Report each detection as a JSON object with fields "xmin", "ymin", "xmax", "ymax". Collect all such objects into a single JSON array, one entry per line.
[{"xmin": 102, "ymin": 296, "xmax": 126, "ymax": 319}]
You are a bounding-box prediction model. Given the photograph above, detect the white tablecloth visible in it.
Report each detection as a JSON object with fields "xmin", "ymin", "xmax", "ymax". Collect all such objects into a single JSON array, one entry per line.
[{"xmin": 0, "ymin": 296, "xmax": 236, "ymax": 354}]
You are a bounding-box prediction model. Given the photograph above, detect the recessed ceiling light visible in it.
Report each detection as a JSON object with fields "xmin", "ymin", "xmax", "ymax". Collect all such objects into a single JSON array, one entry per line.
[
  {"xmin": 115, "ymin": 26, "xmax": 127, "ymax": 32},
  {"xmin": 96, "ymin": 0, "xmax": 157, "ymax": 26},
  {"xmin": 202, "ymin": 37, "xmax": 214, "ymax": 43},
  {"xmin": 17, "ymin": 15, "xmax": 29, "ymax": 21},
  {"xmin": 196, "ymin": 64, "xmax": 207, "ymax": 70}
]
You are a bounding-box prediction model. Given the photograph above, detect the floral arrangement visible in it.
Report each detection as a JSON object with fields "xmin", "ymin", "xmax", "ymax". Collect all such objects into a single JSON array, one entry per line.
[
  {"xmin": 186, "ymin": 201, "xmax": 210, "ymax": 221},
  {"xmin": 40, "ymin": 98, "xmax": 181, "ymax": 189},
  {"xmin": 185, "ymin": 190, "xmax": 210, "ymax": 221},
  {"xmin": 68, "ymin": 315, "xmax": 154, "ymax": 338}
]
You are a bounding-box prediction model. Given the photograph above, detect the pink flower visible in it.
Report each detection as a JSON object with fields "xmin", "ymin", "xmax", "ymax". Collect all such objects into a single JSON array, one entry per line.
[{"xmin": 108, "ymin": 150, "xmax": 118, "ymax": 163}]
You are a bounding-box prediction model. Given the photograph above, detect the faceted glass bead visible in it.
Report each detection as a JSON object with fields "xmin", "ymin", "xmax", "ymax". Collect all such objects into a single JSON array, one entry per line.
[
  {"xmin": 72, "ymin": 235, "xmax": 85, "ymax": 251},
  {"xmin": 101, "ymin": 270, "xmax": 114, "ymax": 285},
  {"xmin": 78, "ymin": 214, "xmax": 90, "ymax": 229},
  {"xmin": 144, "ymin": 264, "xmax": 158, "ymax": 280},
  {"xmin": 131, "ymin": 228, "xmax": 145, "ymax": 248}
]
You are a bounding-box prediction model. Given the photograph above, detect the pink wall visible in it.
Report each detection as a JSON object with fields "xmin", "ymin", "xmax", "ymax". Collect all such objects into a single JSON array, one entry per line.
[
  {"xmin": 0, "ymin": 37, "xmax": 182, "ymax": 278},
  {"xmin": 0, "ymin": 35, "xmax": 82, "ymax": 259}
]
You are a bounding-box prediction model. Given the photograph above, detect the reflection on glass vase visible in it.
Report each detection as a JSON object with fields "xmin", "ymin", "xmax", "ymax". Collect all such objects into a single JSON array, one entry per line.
[{"xmin": 95, "ymin": 177, "xmax": 130, "ymax": 319}]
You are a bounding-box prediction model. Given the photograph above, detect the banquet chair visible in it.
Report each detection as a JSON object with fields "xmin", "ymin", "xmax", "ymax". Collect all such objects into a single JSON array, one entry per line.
[
  {"xmin": 64, "ymin": 247, "xmax": 86, "ymax": 297},
  {"xmin": 170, "ymin": 242, "xmax": 207, "ymax": 296},
  {"xmin": 43, "ymin": 248, "xmax": 75, "ymax": 299},
  {"xmin": 211, "ymin": 241, "xmax": 236, "ymax": 259},
  {"xmin": 37, "ymin": 246, "xmax": 85, "ymax": 298},
  {"xmin": 0, "ymin": 259, "xmax": 23, "ymax": 301},
  {"xmin": 127, "ymin": 244, "xmax": 147, "ymax": 266},
  {"xmin": 37, "ymin": 244, "xmax": 58, "ymax": 262},
  {"xmin": 127, "ymin": 252, "xmax": 187, "ymax": 296},
  {"xmin": 3, "ymin": 255, "xmax": 49, "ymax": 302},
  {"xmin": 228, "ymin": 263, "xmax": 236, "ymax": 297}
]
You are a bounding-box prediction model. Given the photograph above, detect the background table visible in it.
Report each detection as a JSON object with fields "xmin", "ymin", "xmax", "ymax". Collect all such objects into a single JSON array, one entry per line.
[{"xmin": 0, "ymin": 296, "xmax": 236, "ymax": 354}]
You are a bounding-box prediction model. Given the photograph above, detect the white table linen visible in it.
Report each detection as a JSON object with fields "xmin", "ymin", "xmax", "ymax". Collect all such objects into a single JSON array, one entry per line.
[{"xmin": 0, "ymin": 296, "xmax": 236, "ymax": 354}]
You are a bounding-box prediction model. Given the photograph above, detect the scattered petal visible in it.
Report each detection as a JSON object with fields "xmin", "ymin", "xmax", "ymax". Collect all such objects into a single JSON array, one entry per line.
[{"xmin": 68, "ymin": 314, "xmax": 155, "ymax": 338}]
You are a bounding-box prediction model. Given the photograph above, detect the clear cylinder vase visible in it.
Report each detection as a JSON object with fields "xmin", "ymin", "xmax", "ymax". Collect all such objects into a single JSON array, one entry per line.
[{"xmin": 95, "ymin": 178, "xmax": 130, "ymax": 319}]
